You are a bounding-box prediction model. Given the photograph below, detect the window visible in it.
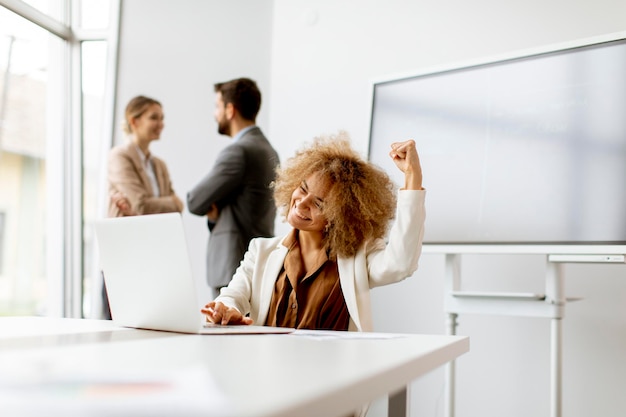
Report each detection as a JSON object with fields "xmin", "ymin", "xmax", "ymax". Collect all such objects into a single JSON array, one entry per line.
[
  {"xmin": 0, "ymin": 212, "xmax": 5, "ymax": 275},
  {"xmin": 0, "ymin": 7, "xmax": 58, "ymax": 315},
  {"xmin": 0, "ymin": 0, "xmax": 119, "ymax": 317},
  {"xmin": 81, "ymin": 39, "xmax": 111, "ymax": 317}
]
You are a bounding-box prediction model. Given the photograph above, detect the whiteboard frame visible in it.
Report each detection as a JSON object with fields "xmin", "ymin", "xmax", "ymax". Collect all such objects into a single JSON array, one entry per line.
[{"xmin": 367, "ymin": 31, "xmax": 626, "ymax": 257}]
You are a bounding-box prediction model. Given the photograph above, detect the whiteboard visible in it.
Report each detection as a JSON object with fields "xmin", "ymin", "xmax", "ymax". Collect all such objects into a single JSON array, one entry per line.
[{"xmin": 368, "ymin": 32, "xmax": 626, "ymax": 254}]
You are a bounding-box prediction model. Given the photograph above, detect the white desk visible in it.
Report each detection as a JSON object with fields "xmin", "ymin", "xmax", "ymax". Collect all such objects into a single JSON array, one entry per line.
[{"xmin": 0, "ymin": 317, "xmax": 469, "ymax": 417}]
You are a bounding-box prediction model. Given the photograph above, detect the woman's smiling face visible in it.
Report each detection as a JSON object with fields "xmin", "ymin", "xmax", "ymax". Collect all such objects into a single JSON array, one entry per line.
[
  {"xmin": 132, "ymin": 103, "xmax": 164, "ymax": 141},
  {"xmin": 287, "ymin": 172, "xmax": 331, "ymax": 233}
]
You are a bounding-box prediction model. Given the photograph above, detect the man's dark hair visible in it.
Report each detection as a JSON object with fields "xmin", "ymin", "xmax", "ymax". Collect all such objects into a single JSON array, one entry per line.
[{"xmin": 214, "ymin": 77, "xmax": 262, "ymax": 122}]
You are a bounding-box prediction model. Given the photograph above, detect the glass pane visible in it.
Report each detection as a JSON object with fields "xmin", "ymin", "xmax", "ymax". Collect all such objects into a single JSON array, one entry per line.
[
  {"xmin": 81, "ymin": 40, "xmax": 108, "ymax": 318},
  {"xmin": 0, "ymin": 213, "xmax": 5, "ymax": 273},
  {"xmin": 77, "ymin": 0, "xmax": 111, "ymax": 30},
  {"xmin": 0, "ymin": 7, "xmax": 63, "ymax": 316}
]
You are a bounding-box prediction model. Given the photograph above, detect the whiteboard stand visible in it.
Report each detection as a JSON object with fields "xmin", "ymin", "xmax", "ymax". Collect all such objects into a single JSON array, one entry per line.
[{"xmin": 442, "ymin": 253, "xmax": 591, "ymax": 417}]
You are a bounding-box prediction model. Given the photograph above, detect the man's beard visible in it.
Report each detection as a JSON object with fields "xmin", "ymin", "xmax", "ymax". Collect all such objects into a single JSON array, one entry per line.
[{"xmin": 217, "ymin": 119, "xmax": 230, "ymax": 136}]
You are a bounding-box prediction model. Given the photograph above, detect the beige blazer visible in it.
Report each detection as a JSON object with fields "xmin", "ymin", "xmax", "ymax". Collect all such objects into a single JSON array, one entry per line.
[
  {"xmin": 107, "ymin": 142, "xmax": 181, "ymax": 217},
  {"xmin": 216, "ymin": 190, "xmax": 426, "ymax": 332}
]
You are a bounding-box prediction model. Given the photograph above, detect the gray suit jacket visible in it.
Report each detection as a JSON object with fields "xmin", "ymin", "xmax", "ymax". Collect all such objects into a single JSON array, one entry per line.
[{"xmin": 187, "ymin": 127, "xmax": 279, "ymax": 288}]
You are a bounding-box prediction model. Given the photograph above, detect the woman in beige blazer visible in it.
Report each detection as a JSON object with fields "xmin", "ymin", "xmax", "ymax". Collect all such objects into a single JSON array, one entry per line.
[
  {"xmin": 103, "ymin": 96, "xmax": 183, "ymax": 319},
  {"xmin": 107, "ymin": 96, "xmax": 183, "ymax": 217}
]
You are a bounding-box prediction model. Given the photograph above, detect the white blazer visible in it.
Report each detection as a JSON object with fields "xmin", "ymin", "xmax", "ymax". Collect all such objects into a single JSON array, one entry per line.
[{"xmin": 216, "ymin": 189, "xmax": 426, "ymax": 331}]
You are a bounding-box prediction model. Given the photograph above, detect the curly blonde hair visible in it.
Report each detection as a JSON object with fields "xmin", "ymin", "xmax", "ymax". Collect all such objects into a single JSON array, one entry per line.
[{"xmin": 273, "ymin": 131, "xmax": 397, "ymax": 258}]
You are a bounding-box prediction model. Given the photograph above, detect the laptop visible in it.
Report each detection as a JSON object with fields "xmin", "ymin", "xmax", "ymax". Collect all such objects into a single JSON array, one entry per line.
[{"xmin": 94, "ymin": 212, "xmax": 293, "ymax": 335}]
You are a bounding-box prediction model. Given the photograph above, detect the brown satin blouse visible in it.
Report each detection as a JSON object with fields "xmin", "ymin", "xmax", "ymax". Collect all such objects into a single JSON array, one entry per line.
[{"xmin": 264, "ymin": 230, "xmax": 350, "ymax": 331}]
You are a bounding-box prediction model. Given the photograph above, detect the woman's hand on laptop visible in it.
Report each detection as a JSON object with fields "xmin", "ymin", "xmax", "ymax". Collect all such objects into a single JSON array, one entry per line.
[{"xmin": 201, "ymin": 301, "xmax": 253, "ymax": 325}]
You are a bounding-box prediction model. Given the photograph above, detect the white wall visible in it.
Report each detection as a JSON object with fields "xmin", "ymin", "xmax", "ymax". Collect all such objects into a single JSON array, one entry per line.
[{"xmin": 116, "ymin": 1, "xmax": 626, "ymax": 416}]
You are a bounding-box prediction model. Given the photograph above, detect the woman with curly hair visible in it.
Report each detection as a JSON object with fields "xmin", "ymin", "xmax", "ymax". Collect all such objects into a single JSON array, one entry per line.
[{"xmin": 202, "ymin": 131, "xmax": 425, "ymax": 332}]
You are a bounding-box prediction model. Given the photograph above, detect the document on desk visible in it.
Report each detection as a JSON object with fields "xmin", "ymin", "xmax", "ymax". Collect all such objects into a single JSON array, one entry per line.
[
  {"xmin": 0, "ymin": 367, "xmax": 231, "ymax": 417},
  {"xmin": 291, "ymin": 329, "xmax": 409, "ymax": 340}
]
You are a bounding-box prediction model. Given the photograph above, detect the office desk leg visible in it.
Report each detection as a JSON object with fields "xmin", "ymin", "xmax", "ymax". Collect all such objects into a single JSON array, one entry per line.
[{"xmin": 389, "ymin": 387, "xmax": 408, "ymax": 417}]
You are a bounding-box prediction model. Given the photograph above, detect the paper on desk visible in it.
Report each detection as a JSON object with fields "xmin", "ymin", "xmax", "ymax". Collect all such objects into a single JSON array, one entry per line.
[
  {"xmin": 0, "ymin": 366, "xmax": 231, "ymax": 417},
  {"xmin": 292, "ymin": 329, "xmax": 408, "ymax": 340}
]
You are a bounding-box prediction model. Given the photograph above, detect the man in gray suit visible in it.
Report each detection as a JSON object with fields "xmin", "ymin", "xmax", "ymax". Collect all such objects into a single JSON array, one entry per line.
[{"xmin": 188, "ymin": 78, "xmax": 279, "ymax": 298}]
